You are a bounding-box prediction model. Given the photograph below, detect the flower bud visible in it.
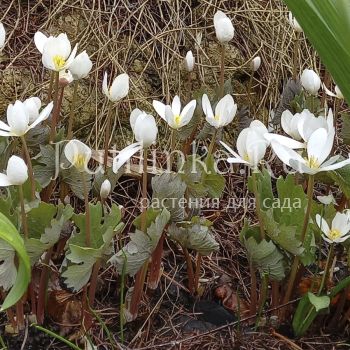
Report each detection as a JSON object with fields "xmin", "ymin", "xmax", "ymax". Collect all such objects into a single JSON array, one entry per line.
[
  {"xmin": 251, "ymin": 56, "xmax": 261, "ymax": 72},
  {"xmin": 288, "ymin": 12, "xmax": 303, "ymax": 33},
  {"xmin": 69, "ymin": 51, "xmax": 93, "ymax": 80},
  {"xmin": 6, "ymin": 156, "xmax": 28, "ymax": 186},
  {"xmin": 100, "ymin": 179, "xmax": 111, "ymax": 199},
  {"xmin": 214, "ymin": 11, "xmax": 234, "ymax": 43},
  {"xmin": 185, "ymin": 50, "xmax": 195, "ymax": 72},
  {"xmin": 301, "ymin": 69, "xmax": 321, "ymax": 95}
]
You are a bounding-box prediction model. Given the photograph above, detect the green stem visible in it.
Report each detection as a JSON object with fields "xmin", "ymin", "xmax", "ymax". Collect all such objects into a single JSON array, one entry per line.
[
  {"xmin": 18, "ymin": 184, "xmax": 28, "ymax": 239},
  {"xmin": 20, "ymin": 136, "xmax": 35, "ymax": 200},
  {"xmin": 129, "ymin": 147, "xmax": 149, "ymax": 319},
  {"xmin": 104, "ymin": 105, "xmax": 114, "ymax": 173},
  {"xmin": 206, "ymin": 129, "xmax": 218, "ymax": 168},
  {"xmin": 50, "ymin": 71, "xmax": 60, "ymax": 142},
  {"xmin": 281, "ymin": 175, "xmax": 314, "ymax": 317},
  {"xmin": 82, "ymin": 172, "xmax": 91, "ymax": 247},
  {"xmin": 219, "ymin": 44, "xmax": 225, "ymax": 98},
  {"xmin": 255, "ymin": 273, "xmax": 268, "ymax": 329},
  {"xmin": 67, "ymin": 81, "xmax": 79, "ymax": 140},
  {"xmin": 249, "ymin": 263, "xmax": 257, "ymax": 316},
  {"xmin": 251, "ymin": 171, "xmax": 265, "ymax": 240},
  {"xmin": 47, "ymin": 71, "xmax": 54, "ymax": 104},
  {"xmin": 318, "ymin": 244, "xmax": 334, "ymax": 295}
]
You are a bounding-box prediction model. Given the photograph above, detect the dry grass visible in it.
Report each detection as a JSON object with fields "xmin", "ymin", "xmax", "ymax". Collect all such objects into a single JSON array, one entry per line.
[{"xmin": 2, "ymin": 1, "xmax": 345, "ymax": 349}]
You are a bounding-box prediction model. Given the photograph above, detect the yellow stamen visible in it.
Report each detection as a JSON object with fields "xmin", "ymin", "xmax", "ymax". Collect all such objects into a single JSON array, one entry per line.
[
  {"xmin": 214, "ymin": 115, "xmax": 220, "ymax": 121},
  {"xmin": 306, "ymin": 156, "xmax": 320, "ymax": 169},
  {"xmin": 73, "ymin": 154, "xmax": 86, "ymax": 170},
  {"xmin": 243, "ymin": 153, "xmax": 250, "ymax": 162},
  {"xmin": 174, "ymin": 115, "xmax": 182, "ymax": 126},
  {"xmin": 329, "ymin": 229, "xmax": 341, "ymax": 241},
  {"xmin": 53, "ymin": 55, "xmax": 66, "ymax": 70}
]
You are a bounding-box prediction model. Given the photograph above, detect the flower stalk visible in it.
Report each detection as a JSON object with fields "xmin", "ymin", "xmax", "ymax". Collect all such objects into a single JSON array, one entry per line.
[
  {"xmin": 50, "ymin": 71, "xmax": 60, "ymax": 142},
  {"xmin": 67, "ymin": 80, "xmax": 79, "ymax": 139},
  {"xmin": 104, "ymin": 105, "xmax": 114, "ymax": 173},
  {"xmin": 20, "ymin": 136, "xmax": 35, "ymax": 200},
  {"xmin": 251, "ymin": 171, "xmax": 265, "ymax": 240},
  {"xmin": 129, "ymin": 147, "xmax": 149, "ymax": 319}
]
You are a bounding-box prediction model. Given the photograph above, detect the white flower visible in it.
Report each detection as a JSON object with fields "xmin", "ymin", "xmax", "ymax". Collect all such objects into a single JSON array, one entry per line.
[
  {"xmin": 102, "ymin": 72, "xmax": 129, "ymax": 102},
  {"xmin": 202, "ymin": 94, "xmax": 237, "ymax": 129},
  {"xmin": 317, "ymin": 194, "xmax": 336, "ymax": 205},
  {"xmin": 297, "ymin": 109, "xmax": 334, "ymax": 143},
  {"xmin": 113, "ymin": 109, "xmax": 158, "ymax": 173},
  {"xmin": 0, "ymin": 156, "xmax": 28, "ymax": 186},
  {"xmin": 316, "ymin": 212, "xmax": 350, "ymax": 244},
  {"xmin": 64, "ymin": 139, "xmax": 92, "ymax": 172},
  {"xmin": 214, "ymin": 10, "xmax": 234, "ymax": 43},
  {"xmin": 185, "ymin": 50, "xmax": 195, "ymax": 72},
  {"xmin": 153, "ymin": 96, "xmax": 196, "ymax": 129},
  {"xmin": 130, "ymin": 109, "xmax": 158, "ymax": 147},
  {"xmin": 0, "ymin": 22, "xmax": 6, "ymax": 50},
  {"xmin": 270, "ymin": 127, "xmax": 350, "ymax": 175},
  {"xmin": 220, "ymin": 122, "xmax": 268, "ymax": 169},
  {"xmin": 323, "ymin": 84, "xmax": 344, "ymax": 99},
  {"xmin": 23, "ymin": 97, "xmax": 41, "ymax": 124},
  {"xmin": 288, "ymin": 12, "xmax": 303, "ymax": 33},
  {"xmin": 38, "ymin": 33, "xmax": 78, "ymax": 72},
  {"xmin": 301, "ymin": 69, "xmax": 321, "ymax": 95},
  {"xmin": 69, "ymin": 51, "xmax": 93, "ymax": 80},
  {"xmin": 100, "ymin": 179, "xmax": 111, "ymax": 199},
  {"xmin": 251, "ymin": 56, "xmax": 261, "ymax": 72},
  {"xmin": 0, "ymin": 100, "xmax": 53, "ymax": 137}
]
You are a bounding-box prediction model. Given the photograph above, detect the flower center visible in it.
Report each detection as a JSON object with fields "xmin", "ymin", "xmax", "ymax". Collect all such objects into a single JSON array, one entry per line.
[
  {"xmin": 306, "ymin": 156, "xmax": 320, "ymax": 169},
  {"xmin": 214, "ymin": 115, "xmax": 220, "ymax": 121},
  {"xmin": 174, "ymin": 114, "xmax": 182, "ymax": 126},
  {"xmin": 53, "ymin": 55, "xmax": 66, "ymax": 70},
  {"xmin": 73, "ymin": 154, "xmax": 86, "ymax": 170},
  {"xmin": 329, "ymin": 229, "xmax": 341, "ymax": 241},
  {"xmin": 243, "ymin": 153, "xmax": 250, "ymax": 162}
]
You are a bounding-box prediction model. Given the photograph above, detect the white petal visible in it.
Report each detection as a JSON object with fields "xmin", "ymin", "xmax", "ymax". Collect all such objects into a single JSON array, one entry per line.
[
  {"xmin": 270, "ymin": 140, "xmax": 304, "ymax": 167},
  {"xmin": 0, "ymin": 174, "xmax": 11, "ymax": 187},
  {"xmin": 7, "ymin": 101, "xmax": 29, "ymax": 136},
  {"xmin": 264, "ymin": 133, "xmax": 305, "ymax": 149},
  {"xmin": 227, "ymin": 157, "xmax": 249, "ymax": 165},
  {"xmin": 0, "ymin": 23, "xmax": 5, "ymax": 50},
  {"xmin": 100, "ymin": 179, "xmax": 112, "ymax": 199},
  {"xmin": 307, "ymin": 128, "xmax": 328, "ymax": 162},
  {"xmin": 165, "ymin": 105, "xmax": 175, "ymax": 128},
  {"xmin": 152, "ymin": 100, "xmax": 166, "ymax": 120},
  {"xmin": 34, "ymin": 31, "xmax": 48, "ymax": 54},
  {"xmin": 172, "ymin": 95, "xmax": 181, "ymax": 116},
  {"xmin": 236, "ymin": 128, "xmax": 249, "ymax": 159},
  {"xmin": 130, "ymin": 108, "xmax": 143, "ymax": 132},
  {"xmin": 0, "ymin": 120, "xmax": 10, "ymax": 131},
  {"xmin": 6, "ymin": 156, "xmax": 28, "ymax": 185},
  {"xmin": 113, "ymin": 143, "xmax": 142, "ymax": 173},
  {"xmin": 316, "ymin": 214, "xmax": 330, "ymax": 236},
  {"xmin": 281, "ymin": 110, "xmax": 293, "ymax": 135},
  {"xmin": 332, "ymin": 212, "xmax": 349, "ymax": 234},
  {"xmin": 69, "ymin": 50, "xmax": 92, "ymax": 80},
  {"xmin": 23, "ymin": 97, "xmax": 42, "ymax": 124},
  {"xmin": 321, "ymin": 158, "xmax": 350, "ymax": 172},
  {"xmin": 134, "ymin": 114, "xmax": 158, "ymax": 147},
  {"xmin": 29, "ymin": 102, "xmax": 54, "ymax": 130},
  {"xmin": 110, "ymin": 73, "xmax": 129, "ymax": 102},
  {"xmin": 202, "ymin": 94, "xmax": 214, "ymax": 119},
  {"xmin": 246, "ymin": 130, "xmax": 267, "ymax": 167},
  {"xmin": 215, "ymin": 94, "xmax": 234, "ymax": 121},
  {"xmin": 64, "ymin": 44, "xmax": 78, "ymax": 69},
  {"xmin": 179, "ymin": 100, "xmax": 196, "ymax": 127},
  {"xmin": 102, "ymin": 72, "xmax": 109, "ymax": 97}
]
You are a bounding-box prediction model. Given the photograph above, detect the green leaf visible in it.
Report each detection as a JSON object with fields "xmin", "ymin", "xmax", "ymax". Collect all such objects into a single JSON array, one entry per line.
[
  {"xmin": 152, "ymin": 173, "xmax": 187, "ymax": 222},
  {"xmin": 283, "ymin": 0, "xmax": 350, "ymax": 104},
  {"xmin": 70, "ymin": 203, "xmax": 122, "ymax": 249},
  {"xmin": 328, "ymin": 165, "xmax": 350, "ymax": 199},
  {"xmin": 109, "ymin": 208, "xmax": 170, "ymax": 276},
  {"xmin": 33, "ymin": 144, "xmax": 56, "ymax": 188},
  {"xmin": 62, "ymin": 245, "xmax": 101, "ymax": 292},
  {"xmin": 240, "ymin": 222, "xmax": 286, "ymax": 281},
  {"xmin": 25, "ymin": 204, "xmax": 73, "ymax": 265},
  {"xmin": 261, "ymin": 209, "xmax": 304, "ymax": 256},
  {"xmin": 168, "ymin": 217, "xmax": 219, "ymax": 255},
  {"xmin": 341, "ymin": 113, "xmax": 350, "ymax": 145},
  {"xmin": 0, "ymin": 212, "xmax": 31, "ymax": 310},
  {"xmin": 329, "ymin": 276, "xmax": 350, "ymax": 298},
  {"xmin": 0, "ymin": 240, "xmax": 17, "ymax": 291},
  {"xmin": 308, "ymin": 292, "xmax": 330, "ymax": 312}
]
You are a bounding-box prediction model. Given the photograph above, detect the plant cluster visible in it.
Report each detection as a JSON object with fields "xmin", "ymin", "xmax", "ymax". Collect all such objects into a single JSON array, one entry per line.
[{"xmin": 0, "ymin": 7, "xmax": 350, "ymax": 347}]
